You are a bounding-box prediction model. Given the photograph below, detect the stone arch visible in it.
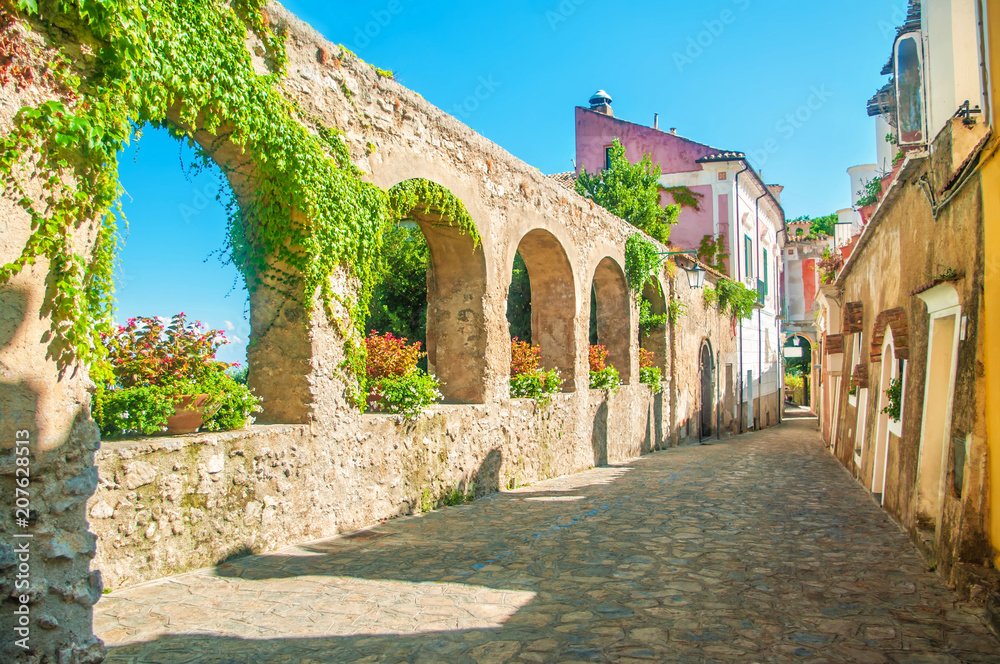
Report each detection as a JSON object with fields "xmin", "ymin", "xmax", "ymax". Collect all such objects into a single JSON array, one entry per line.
[
  {"xmin": 180, "ymin": 124, "xmax": 315, "ymax": 424},
  {"xmin": 640, "ymin": 278, "xmax": 668, "ymax": 372},
  {"xmin": 870, "ymin": 307, "xmax": 910, "ymax": 363},
  {"xmin": 511, "ymin": 229, "xmax": 577, "ymax": 391},
  {"xmin": 591, "ymin": 256, "xmax": 632, "ymax": 385},
  {"xmin": 390, "ymin": 179, "xmax": 488, "ymax": 404}
]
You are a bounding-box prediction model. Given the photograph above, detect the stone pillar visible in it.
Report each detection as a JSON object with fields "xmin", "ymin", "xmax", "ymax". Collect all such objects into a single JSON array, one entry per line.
[{"xmin": 0, "ymin": 263, "xmax": 107, "ymax": 663}]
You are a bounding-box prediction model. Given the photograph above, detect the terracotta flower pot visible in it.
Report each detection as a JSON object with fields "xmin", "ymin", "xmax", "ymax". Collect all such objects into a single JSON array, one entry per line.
[{"xmin": 163, "ymin": 394, "xmax": 220, "ymax": 435}]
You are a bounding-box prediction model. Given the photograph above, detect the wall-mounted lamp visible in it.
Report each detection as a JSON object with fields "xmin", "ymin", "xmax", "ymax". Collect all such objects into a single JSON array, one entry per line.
[{"xmin": 658, "ymin": 250, "xmax": 705, "ymax": 289}]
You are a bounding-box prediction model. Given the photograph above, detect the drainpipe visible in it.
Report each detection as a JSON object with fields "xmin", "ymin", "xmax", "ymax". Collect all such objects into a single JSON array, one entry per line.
[
  {"xmin": 734, "ymin": 163, "xmax": 749, "ymax": 432},
  {"xmin": 755, "ymin": 190, "xmax": 767, "ymax": 430}
]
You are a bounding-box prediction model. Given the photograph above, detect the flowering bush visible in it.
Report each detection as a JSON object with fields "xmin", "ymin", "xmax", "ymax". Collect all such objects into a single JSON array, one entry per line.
[
  {"xmin": 510, "ymin": 338, "xmax": 540, "ymax": 377},
  {"xmin": 365, "ymin": 331, "xmax": 424, "ymax": 379},
  {"xmin": 589, "ymin": 344, "xmax": 609, "ymax": 372},
  {"xmin": 91, "ymin": 313, "xmax": 261, "ymax": 437},
  {"xmin": 509, "ymin": 339, "xmax": 562, "ymax": 404},
  {"xmin": 365, "ymin": 331, "xmax": 440, "ymax": 417},
  {"xmin": 588, "ymin": 345, "xmax": 620, "ymax": 392},
  {"xmin": 638, "ymin": 348, "xmax": 662, "ymax": 393},
  {"xmin": 99, "ymin": 313, "xmax": 230, "ymax": 388}
]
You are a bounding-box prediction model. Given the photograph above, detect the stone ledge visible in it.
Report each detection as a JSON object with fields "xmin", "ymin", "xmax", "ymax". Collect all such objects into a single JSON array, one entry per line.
[{"xmin": 96, "ymin": 424, "xmax": 311, "ymax": 460}]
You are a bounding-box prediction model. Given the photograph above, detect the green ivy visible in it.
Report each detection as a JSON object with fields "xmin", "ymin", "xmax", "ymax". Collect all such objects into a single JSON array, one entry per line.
[
  {"xmin": 703, "ymin": 278, "xmax": 757, "ymax": 321},
  {"xmin": 667, "ymin": 297, "xmax": 687, "ymax": 324},
  {"xmin": 697, "ymin": 234, "xmax": 728, "ymax": 272},
  {"xmin": 639, "ymin": 297, "xmax": 667, "ymax": 338},
  {"xmin": 661, "ymin": 185, "xmax": 704, "ymax": 211},
  {"xmin": 0, "ymin": 2, "xmax": 477, "ymax": 403},
  {"xmin": 388, "ymin": 178, "xmax": 480, "ymax": 244},
  {"xmin": 624, "ymin": 234, "xmax": 662, "ymax": 292}
]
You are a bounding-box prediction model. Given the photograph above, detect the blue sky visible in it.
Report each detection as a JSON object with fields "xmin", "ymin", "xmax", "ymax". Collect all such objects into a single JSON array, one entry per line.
[{"xmin": 115, "ymin": 0, "xmax": 907, "ymax": 364}]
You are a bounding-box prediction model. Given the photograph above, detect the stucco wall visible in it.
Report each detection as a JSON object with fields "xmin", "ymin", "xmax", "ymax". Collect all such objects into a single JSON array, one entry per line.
[{"xmin": 823, "ymin": 118, "xmax": 994, "ymax": 595}]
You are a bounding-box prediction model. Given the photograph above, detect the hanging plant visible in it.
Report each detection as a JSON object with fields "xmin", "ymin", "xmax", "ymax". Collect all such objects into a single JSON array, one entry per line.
[
  {"xmin": 625, "ymin": 233, "xmax": 662, "ymax": 292},
  {"xmin": 882, "ymin": 376, "xmax": 902, "ymax": 421}
]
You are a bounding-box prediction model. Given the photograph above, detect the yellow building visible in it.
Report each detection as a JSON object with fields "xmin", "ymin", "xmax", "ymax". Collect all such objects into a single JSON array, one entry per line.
[{"xmin": 981, "ymin": 0, "xmax": 1000, "ymax": 569}]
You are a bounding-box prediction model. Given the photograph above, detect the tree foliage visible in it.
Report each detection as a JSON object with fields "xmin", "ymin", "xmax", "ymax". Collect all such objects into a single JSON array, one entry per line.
[
  {"xmin": 790, "ymin": 213, "xmax": 837, "ymax": 238},
  {"xmin": 368, "ymin": 223, "xmax": 428, "ymax": 346},
  {"xmin": 576, "ymin": 139, "xmax": 678, "ymax": 244},
  {"xmin": 506, "ymin": 253, "xmax": 532, "ymax": 342}
]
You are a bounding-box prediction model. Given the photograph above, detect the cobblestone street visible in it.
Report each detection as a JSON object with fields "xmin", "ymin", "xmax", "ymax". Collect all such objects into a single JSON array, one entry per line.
[{"xmin": 95, "ymin": 416, "xmax": 1000, "ymax": 663}]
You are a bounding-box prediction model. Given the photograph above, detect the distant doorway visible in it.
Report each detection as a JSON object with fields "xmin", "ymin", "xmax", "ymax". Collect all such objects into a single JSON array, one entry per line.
[{"xmin": 700, "ymin": 342, "xmax": 714, "ymax": 439}]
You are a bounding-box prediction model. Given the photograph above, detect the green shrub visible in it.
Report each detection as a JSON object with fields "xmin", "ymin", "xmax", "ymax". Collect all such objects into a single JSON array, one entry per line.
[
  {"xmin": 92, "ymin": 385, "xmax": 176, "ymax": 437},
  {"xmin": 510, "ymin": 368, "xmax": 563, "ymax": 405},
  {"xmin": 590, "ymin": 366, "xmax": 621, "ymax": 392},
  {"xmin": 202, "ymin": 373, "xmax": 263, "ymax": 431},
  {"xmin": 639, "ymin": 367, "xmax": 662, "ymax": 393},
  {"xmin": 370, "ymin": 372, "xmax": 443, "ymax": 418}
]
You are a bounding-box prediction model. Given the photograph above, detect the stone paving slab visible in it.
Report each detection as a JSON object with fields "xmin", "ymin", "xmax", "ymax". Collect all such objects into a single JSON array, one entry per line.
[{"xmin": 95, "ymin": 417, "xmax": 1000, "ymax": 663}]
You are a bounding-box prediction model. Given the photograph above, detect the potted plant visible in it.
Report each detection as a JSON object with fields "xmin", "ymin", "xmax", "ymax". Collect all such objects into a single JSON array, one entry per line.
[{"xmin": 91, "ymin": 313, "xmax": 261, "ymax": 437}]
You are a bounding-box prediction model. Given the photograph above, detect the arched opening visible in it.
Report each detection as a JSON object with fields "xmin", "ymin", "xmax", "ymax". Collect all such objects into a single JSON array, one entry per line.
[
  {"xmin": 590, "ymin": 257, "xmax": 632, "ymax": 385},
  {"xmin": 378, "ymin": 181, "xmax": 488, "ymax": 404},
  {"xmin": 116, "ymin": 128, "xmax": 247, "ymax": 366},
  {"xmin": 871, "ymin": 334, "xmax": 904, "ymax": 503},
  {"xmin": 782, "ymin": 335, "xmax": 812, "ymax": 406},
  {"xmin": 509, "ymin": 229, "xmax": 577, "ymax": 391},
  {"xmin": 700, "ymin": 341, "xmax": 715, "ymax": 439},
  {"xmin": 87, "ymin": 126, "xmax": 277, "ymax": 436},
  {"xmin": 639, "ymin": 280, "xmax": 668, "ymax": 372}
]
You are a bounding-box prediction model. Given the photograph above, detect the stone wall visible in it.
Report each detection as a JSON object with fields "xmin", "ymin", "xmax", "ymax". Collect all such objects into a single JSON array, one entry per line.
[{"xmin": 88, "ymin": 387, "xmax": 672, "ymax": 590}]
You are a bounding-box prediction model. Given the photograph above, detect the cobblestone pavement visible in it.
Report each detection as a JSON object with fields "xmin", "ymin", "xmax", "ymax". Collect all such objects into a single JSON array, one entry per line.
[{"xmin": 95, "ymin": 415, "xmax": 1000, "ymax": 663}]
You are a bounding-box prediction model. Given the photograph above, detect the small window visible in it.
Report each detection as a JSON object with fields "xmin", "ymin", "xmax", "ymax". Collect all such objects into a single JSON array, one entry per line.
[
  {"xmin": 763, "ymin": 248, "xmax": 769, "ymax": 296},
  {"xmin": 744, "ymin": 235, "xmax": 754, "ymax": 279},
  {"xmin": 604, "ymin": 146, "xmax": 614, "ymax": 170}
]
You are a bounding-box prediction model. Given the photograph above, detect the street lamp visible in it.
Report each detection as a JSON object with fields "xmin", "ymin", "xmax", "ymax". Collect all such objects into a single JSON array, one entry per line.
[{"xmin": 658, "ymin": 250, "xmax": 706, "ymax": 289}]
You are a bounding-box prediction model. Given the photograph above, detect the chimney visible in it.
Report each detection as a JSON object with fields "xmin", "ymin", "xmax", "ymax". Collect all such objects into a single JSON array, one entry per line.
[
  {"xmin": 654, "ymin": 113, "xmax": 659, "ymax": 130},
  {"xmin": 589, "ymin": 89, "xmax": 614, "ymax": 116},
  {"xmin": 670, "ymin": 127, "xmax": 677, "ymax": 135},
  {"xmin": 766, "ymin": 184, "xmax": 784, "ymax": 202}
]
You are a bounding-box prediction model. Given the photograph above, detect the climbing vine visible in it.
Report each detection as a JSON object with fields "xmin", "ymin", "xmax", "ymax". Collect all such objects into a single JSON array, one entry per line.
[
  {"xmin": 703, "ymin": 278, "xmax": 757, "ymax": 321},
  {"xmin": 624, "ymin": 234, "xmax": 662, "ymax": 292},
  {"xmin": 0, "ymin": 1, "xmax": 478, "ymax": 403},
  {"xmin": 388, "ymin": 178, "xmax": 479, "ymax": 243}
]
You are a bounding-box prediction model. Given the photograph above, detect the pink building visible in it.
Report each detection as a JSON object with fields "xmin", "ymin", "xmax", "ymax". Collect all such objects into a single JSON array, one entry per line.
[{"xmin": 564, "ymin": 91, "xmax": 787, "ymax": 431}]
